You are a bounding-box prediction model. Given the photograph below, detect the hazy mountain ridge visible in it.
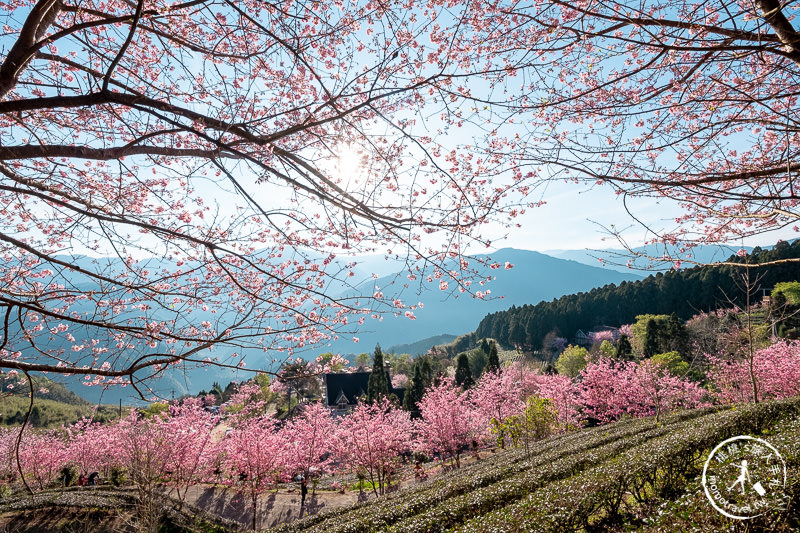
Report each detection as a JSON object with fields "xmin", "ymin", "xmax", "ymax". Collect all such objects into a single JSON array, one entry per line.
[
  {"xmin": 386, "ymin": 334, "xmax": 459, "ymax": 356},
  {"xmin": 545, "ymin": 243, "xmax": 758, "ymax": 273},
  {"xmin": 19, "ymin": 248, "xmax": 643, "ymax": 403},
  {"xmin": 322, "ymin": 248, "xmax": 642, "ymax": 355}
]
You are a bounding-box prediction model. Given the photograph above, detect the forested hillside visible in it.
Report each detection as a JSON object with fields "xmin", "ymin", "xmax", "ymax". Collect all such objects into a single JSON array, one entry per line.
[
  {"xmin": 0, "ymin": 375, "xmax": 123, "ymax": 427},
  {"xmin": 476, "ymin": 241, "xmax": 800, "ymax": 351}
]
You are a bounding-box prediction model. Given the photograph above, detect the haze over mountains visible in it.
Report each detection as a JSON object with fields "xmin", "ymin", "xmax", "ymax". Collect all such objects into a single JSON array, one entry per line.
[
  {"xmin": 323, "ymin": 248, "xmax": 641, "ymax": 356},
  {"xmin": 545, "ymin": 244, "xmax": 756, "ymax": 273},
  {"xmin": 38, "ymin": 244, "xmax": 759, "ymax": 403},
  {"xmin": 53, "ymin": 247, "xmax": 642, "ymax": 403}
]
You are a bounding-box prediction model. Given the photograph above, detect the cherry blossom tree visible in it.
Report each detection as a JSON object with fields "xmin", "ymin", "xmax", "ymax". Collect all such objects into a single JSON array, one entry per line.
[
  {"xmin": 525, "ymin": 372, "xmax": 582, "ymax": 429},
  {"xmin": 589, "ymin": 331, "xmax": 615, "ymax": 346},
  {"xmin": 2, "ymin": 0, "xmax": 799, "ymax": 401},
  {"xmin": 579, "ymin": 358, "xmax": 644, "ymax": 423},
  {"xmin": 580, "ymin": 358, "xmax": 706, "ymax": 423},
  {"xmin": 65, "ymin": 418, "xmax": 119, "ymax": 478},
  {"xmin": 160, "ymin": 398, "xmax": 218, "ymax": 504},
  {"xmin": 415, "ymin": 377, "xmax": 481, "ymax": 468},
  {"xmin": 335, "ymin": 397, "xmax": 413, "ymax": 496},
  {"xmin": 16, "ymin": 429, "xmax": 66, "ymax": 490},
  {"xmin": 469, "ymin": 0, "xmax": 800, "ymax": 264},
  {"xmin": 472, "ymin": 367, "xmax": 525, "ymax": 447},
  {"xmin": 709, "ymin": 340, "xmax": 800, "ymax": 404},
  {"xmin": 220, "ymin": 381, "xmax": 268, "ymax": 424},
  {"xmin": 0, "ymin": 0, "xmax": 538, "ymax": 395},
  {"xmin": 634, "ymin": 359, "xmax": 708, "ymax": 422},
  {"xmin": 0, "ymin": 427, "xmax": 17, "ymax": 484},
  {"xmin": 224, "ymin": 416, "xmax": 289, "ymax": 531},
  {"xmin": 281, "ymin": 401, "xmax": 336, "ymax": 482},
  {"xmin": 391, "ymin": 373, "xmax": 409, "ymax": 389},
  {"xmin": 111, "ymin": 412, "xmax": 177, "ymax": 533}
]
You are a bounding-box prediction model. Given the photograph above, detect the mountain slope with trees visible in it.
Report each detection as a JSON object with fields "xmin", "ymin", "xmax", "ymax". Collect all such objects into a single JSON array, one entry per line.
[{"xmin": 325, "ymin": 248, "xmax": 641, "ymax": 355}]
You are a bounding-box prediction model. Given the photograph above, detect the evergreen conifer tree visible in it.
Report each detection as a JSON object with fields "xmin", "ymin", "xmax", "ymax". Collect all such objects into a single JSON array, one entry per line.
[
  {"xmin": 643, "ymin": 319, "xmax": 660, "ymax": 358},
  {"xmin": 615, "ymin": 333, "xmax": 634, "ymax": 360},
  {"xmin": 664, "ymin": 313, "xmax": 687, "ymax": 353},
  {"xmin": 421, "ymin": 357, "xmax": 433, "ymax": 388},
  {"xmin": 367, "ymin": 345, "xmax": 389, "ymax": 403},
  {"xmin": 480, "ymin": 338, "xmax": 490, "ymax": 354},
  {"xmin": 486, "ymin": 342, "xmax": 501, "ymax": 373},
  {"xmin": 402, "ymin": 359, "xmax": 427, "ymax": 417},
  {"xmin": 455, "ymin": 352, "xmax": 475, "ymax": 389}
]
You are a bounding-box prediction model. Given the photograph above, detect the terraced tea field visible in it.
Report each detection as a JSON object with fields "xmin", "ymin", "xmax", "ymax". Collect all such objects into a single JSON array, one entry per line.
[{"xmin": 273, "ymin": 399, "xmax": 800, "ymax": 533}]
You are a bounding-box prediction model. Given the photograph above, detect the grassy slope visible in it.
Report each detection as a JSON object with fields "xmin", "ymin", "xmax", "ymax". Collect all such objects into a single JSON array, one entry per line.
[
  {"xmin": 273, "ymin": 399, "xmax": 800, "ymax": 533},
  {"xmin": 0, "ymin": 396, "xmax": 123, "ymax": 428},
  {"xmin": 2, "ymin": 375, "xmax": 91, "ymax": 406},
  {"xmin": 1, "ymin": 374, "xmax": 127, "ymax": 428}
]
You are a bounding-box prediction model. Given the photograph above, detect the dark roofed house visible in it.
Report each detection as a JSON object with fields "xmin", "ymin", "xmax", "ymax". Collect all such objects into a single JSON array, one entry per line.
[
  {"xmin": 324, "ymin": 370, "xmax": 405, "ymax": 416},
  {"xmin": 574, "ymin": 329, "xmax": 591, "ymax": 347}
]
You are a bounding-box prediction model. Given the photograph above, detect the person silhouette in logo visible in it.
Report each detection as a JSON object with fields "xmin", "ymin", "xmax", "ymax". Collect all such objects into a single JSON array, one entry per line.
[{"xmin": 728, "ymin": 460, "xmax": 751, "ymax": 494}]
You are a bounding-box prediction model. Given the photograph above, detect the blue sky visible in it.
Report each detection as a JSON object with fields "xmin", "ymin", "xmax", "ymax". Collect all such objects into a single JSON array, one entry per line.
[{"xmin": 491, "ymin": 183, "xmax": 795, "ymax": 253}]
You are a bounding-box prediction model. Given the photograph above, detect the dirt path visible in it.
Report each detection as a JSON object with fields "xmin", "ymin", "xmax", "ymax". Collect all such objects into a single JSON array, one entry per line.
[{"xmin": 171, "ymin": 485, "xmax": 361, "ymax": 529}]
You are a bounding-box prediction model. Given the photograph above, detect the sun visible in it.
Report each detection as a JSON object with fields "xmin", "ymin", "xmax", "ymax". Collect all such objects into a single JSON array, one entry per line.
[{"xmin": 334, "ymin": 144, "xmax": 365, "ymax": 183}]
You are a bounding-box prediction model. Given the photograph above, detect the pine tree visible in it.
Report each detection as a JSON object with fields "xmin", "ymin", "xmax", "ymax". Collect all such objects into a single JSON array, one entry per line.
[
  {"xmin": 480, "ymin": 338, "xmax": 490, "ymax": 355},
  {"xmin": 643, "ymin": 319, "xmax": 660, "ymax": 358},
  {"xmin": 486, "ymin": 342, "xmax": 501, "ymax": 373},
  {"xmin": 615, "ymin": 334, "xmax": 633, "ymax": 360},
  {"xmin": 455, "ymin": 352, "xmax": 475, "ymax": 389},
  {"xmin": 367, "ymin": 345, "xmax": 389, "ymax": 403},
  {"xmin": 421, "ymin": 357, "xmax": 433, "ymax": 388},
  {"xmin": 402, "ymin": 359, "xmax": 427, "ymax": 417},
  {"xmin": 664, "ymin": 313, "xmax": 687, "ymax": 353}
]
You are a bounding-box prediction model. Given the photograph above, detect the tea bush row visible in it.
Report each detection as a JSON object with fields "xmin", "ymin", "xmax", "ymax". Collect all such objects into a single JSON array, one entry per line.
[
  {"xmin": 451, "ymin": 398, "xmax": 800, "ymax": 532},
  {"xmin": 387, "ymin": 416, "xmax": 711, "ymax": 533},
  {"xmin": 639, "ymin": 415, "xmax": 800, "ymax": 532}
]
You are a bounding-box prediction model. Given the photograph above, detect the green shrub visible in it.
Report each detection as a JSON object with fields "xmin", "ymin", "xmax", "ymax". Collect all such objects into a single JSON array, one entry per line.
[
  {"xmin": 59, "ymin": 464, "xmax": 78, "ymax": 487},
  {"xmin": 110, "ymin": 465, "xmax": 127, "ymax": 486}
]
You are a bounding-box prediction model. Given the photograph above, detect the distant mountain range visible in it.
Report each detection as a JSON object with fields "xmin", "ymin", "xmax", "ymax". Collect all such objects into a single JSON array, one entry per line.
[
  {"xmin": 545, "ymin": 244, "xmax": 757, "ymax": 273},
  {"xmin": 319, "ymin": 248, "xmax": 642, "ymax": 357},
  {"xmin": 33, "ymin": 245, "xmax": 767, "ymax": 403},
  {"xmin": 387, "ymin": 334, "xmax": 459, "ymax": 356}
]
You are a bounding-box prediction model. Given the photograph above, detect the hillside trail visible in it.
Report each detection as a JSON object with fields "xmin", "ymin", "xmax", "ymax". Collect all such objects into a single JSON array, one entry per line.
[{"xmin": 166, "ymin": 485, "xmax": 359, "ymax": 529}]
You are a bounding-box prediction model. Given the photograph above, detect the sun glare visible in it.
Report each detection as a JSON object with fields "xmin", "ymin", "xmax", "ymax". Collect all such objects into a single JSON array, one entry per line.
[{"xmin": 334, "ymin": 145, "xmax": 365, "ymax": 183}]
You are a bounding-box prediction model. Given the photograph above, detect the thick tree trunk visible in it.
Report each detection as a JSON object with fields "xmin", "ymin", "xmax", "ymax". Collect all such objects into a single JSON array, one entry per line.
[
  {"xmin": 757, "ymin": 0, "xmax": 800, "ymax": 65},
  {"xmin": 0, "ymin": 0, "xmax": 63, "ymax": 99}
]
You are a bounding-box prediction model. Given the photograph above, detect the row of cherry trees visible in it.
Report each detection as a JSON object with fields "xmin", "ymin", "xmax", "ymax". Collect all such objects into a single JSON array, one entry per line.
[{"xmin": 3, "ymin": 341, "xmax": 800, "ymax": 528}]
